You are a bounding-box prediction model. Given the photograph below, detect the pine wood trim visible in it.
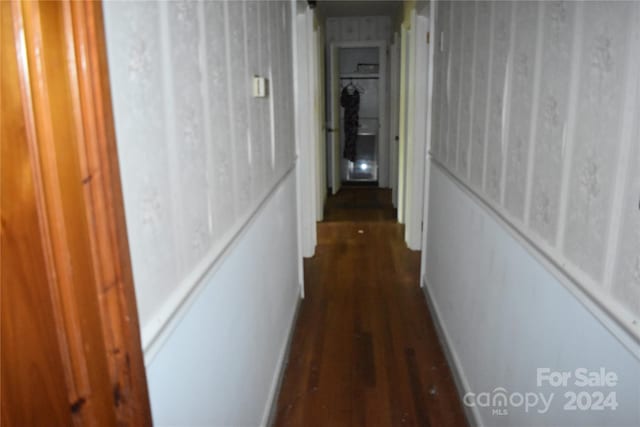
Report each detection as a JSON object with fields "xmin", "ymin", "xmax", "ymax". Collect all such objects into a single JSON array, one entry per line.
[
  {"xmin": 5, "ymin": 1, "xmax": 152, "ymax": 424},
  {"xmin": 67, "ymin": 1, "xmax": 152, "ymax": 424}
]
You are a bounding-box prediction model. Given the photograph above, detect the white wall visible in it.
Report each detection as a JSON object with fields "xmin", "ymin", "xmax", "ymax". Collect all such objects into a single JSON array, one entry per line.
[
  {"xmin": 431, "ymin": 0, "xmax": 640, "ymax": 340},
  {"xmin": 103, "ymin": 0, "xmax": 297, "ymax": 352},
  {"xmin": 146, "ymin": 170, "xmax": 299, "ymax": 426},
  {"xmin": 338, "ymin": 47, "xmax": 378, "ymax": 73},
  {"xmin": 423, "ymin": 2, "xmax": 640, "ymax": 424},
  {"xmin": 104, "ymin": 1, "xmax": 301, "ymax": 424},
  {"xmin": 424, "ymin": 166, "xmax": 640, "ymax": 427},
  {"xmin": 325, "ymin": 16, "xmax": 392, "ymax": 44}
]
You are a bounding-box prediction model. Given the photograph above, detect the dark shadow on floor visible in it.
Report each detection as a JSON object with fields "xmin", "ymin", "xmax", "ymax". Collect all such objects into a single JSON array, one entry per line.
[{"xmin": 324, "ymin": 186, "xmax": 397, "ymax": 222}]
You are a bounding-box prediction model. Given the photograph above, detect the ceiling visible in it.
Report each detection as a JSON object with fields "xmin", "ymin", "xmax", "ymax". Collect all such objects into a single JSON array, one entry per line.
[{"xmin": 316, "ymin": 0, "xmax": 403, "ymax": 18}]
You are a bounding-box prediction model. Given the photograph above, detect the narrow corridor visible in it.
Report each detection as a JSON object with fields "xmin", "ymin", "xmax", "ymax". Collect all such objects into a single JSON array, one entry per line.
[
  {"xmin": 5, "ymin": 1, "xmax": 640, "ymax": 425},
  {"xmin": 274, "ymin": 187, "xmax": 467, "ymax": 426}
]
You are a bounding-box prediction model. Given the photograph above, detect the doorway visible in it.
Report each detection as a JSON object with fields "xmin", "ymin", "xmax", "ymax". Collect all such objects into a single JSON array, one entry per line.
[
  {"xmin": 295, "ymin": 9, "xmax": 431, "ymax": 258},
  {"xmin": 327, "ymin": 41, "xmax": 388, "ymax": 195}
]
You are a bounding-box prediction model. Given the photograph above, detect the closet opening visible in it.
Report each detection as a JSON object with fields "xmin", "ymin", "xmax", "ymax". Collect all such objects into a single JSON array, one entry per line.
[{"xmin": 325, "ymin": 41, "xmax": 393, "ymax": 215}]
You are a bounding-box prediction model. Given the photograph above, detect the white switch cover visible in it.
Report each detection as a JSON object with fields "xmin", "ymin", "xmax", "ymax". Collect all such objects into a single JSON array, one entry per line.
[{"xmin": 252, "ymin": 76, "xmax": 268, "ymax": 98}]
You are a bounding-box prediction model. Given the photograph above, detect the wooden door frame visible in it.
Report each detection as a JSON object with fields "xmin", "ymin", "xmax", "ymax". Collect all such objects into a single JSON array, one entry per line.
[{"xmin": 3, "ymin": 1, "xmax": 151, "ymax": 424}]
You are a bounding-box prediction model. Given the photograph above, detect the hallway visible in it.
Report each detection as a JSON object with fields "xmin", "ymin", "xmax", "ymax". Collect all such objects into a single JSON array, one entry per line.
[
  {"xmin": 274, "ymin": 188, "xmax": 466, "ymax": 426},
  {"xmin": 6, "ymin": 1, "xmax": 640, "ymax": 425}
]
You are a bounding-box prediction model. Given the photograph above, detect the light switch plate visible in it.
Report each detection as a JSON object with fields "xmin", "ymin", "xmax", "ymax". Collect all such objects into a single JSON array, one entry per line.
[{"xmin": 252, "ymin": 76, "xmax": 268, "ymax": 98}]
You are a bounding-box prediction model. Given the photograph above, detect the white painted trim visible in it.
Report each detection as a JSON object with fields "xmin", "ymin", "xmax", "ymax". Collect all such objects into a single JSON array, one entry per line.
[
  {"xmin": 405, "ymin": 12, "xmax": 429, "ymax": 251},
  {"xmin": 306, "ymin": 10, "xmax": 319, "ymax": 222},
  {"xmin": 389, "ymin": 32, "xmax": 400, "ymax": 208},
  {"xmin": 294, "ymin": 8, "xmax": 317, "ymax": 259},
  {"xmin": 307, "ymin": 18, "xmax": 326, "ymax": 221},
  {"xmin": 403, "ymin": 22, "xmax": 413, "ymax": 226},
  {"xmin": 420, "ymin": 155, "xmax": 432, "ymax": 285},
  {"xmin": 328, "ymin": 43, "xmax": 341, "ymax": 194},
  {"xmin": 420, "ymin": 2, "xmax": 436, "ymax": 286},
  {"xmin": 294, "ymin": 159, "xmax": 306, "ymax": 297},
  {"xmin": 328, "ymin": 40, "xmax": 389, "ymax": 189},
  {"xmin": 378, "ymin": 41, "xmax": 389, "ymax": 189},
  {"xmin": 261, "ymin": 292, "xmax": 302, "ymax": 427},
  {"xmin": 292, "ymin": 1, "xmax": 307, "ymax": 294},
  {"xmin": 421, "ymin": 278, "xmax": 482, "ymax": 427},
  {"xmin": 330, "ymin": 39, "xmax": 387, "ymax": 49},
  {"xmin": 431, "ymin": 159, "xmax": 640, "ymax": 357},
  {"xmin": 403, "ymin": 10, "xmax": 417, "ymax": 242},
  {"xmin": 317, "ymin": 25, "xmax": 327, "ymax": 221},
  {"xmin": 141, "ymin": 164, "xmax": 298, "ymax": 365},
  {"xmin": 397, "ymin": 24, "xmax": 409, "ymax": 223}
]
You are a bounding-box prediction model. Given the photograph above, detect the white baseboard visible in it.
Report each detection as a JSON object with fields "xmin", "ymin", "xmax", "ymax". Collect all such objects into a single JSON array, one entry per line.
[
  {"xmin": 262, "ymin": 292, "xmax": 303, "ymax": 427},
  {"xmin": 421, "ymin": 277, "xmax": 483, "ymax": 427}
]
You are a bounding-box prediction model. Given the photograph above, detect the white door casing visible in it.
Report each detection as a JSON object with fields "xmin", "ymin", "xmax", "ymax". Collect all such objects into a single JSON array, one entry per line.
[{"xmin": 327, "ymin": 40, "xmax": 389, "ymax": 192}]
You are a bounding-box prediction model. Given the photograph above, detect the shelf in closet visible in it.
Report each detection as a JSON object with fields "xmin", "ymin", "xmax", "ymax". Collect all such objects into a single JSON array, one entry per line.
[{"xmin": 339, "ymin": 73, "xmax": 379, "ymax": 79}]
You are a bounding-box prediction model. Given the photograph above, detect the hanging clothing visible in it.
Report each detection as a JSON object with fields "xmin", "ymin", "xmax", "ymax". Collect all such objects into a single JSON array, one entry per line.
[{"xmin": 340, "ymin": 85, "xmax": 360, "ymax": 162}]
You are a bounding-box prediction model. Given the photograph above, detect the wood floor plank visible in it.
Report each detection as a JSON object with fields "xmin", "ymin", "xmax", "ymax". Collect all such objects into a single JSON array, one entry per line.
[{"xmin": 274, "ymin": 188, "xmax": 467, "ymax": 427}]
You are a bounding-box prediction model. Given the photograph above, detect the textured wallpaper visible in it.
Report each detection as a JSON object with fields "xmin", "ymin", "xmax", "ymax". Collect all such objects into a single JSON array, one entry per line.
[
  {"xmin": 103, "ymin": 0, "xmax": 295, "ymax": 330},
  {"xmin": 325, "ymin": 16, "xmax": 392, "ymax": 43},
  {"xmin": 432, "ymin": 1, "xmax": 640, "ymax": 332}
]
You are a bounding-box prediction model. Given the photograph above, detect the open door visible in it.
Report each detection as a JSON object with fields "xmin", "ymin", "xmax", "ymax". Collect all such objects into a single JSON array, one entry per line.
[
  {"xmin": 328, "ymin": 43, "xmax": 342, "ymax": 194},
  {"xmin": 1, "ymin": 1, "xmax": 151, "ymax": 425}
]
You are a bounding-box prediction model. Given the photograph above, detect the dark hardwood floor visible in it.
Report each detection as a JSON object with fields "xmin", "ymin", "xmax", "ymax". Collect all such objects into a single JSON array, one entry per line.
[
  {"xmin": 323, "ymin": 186, "xmax": 397, "ymax": 222},
  {"xmin": 273, "ymin": 187, "xmax": 467, "ymax": 427}
]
